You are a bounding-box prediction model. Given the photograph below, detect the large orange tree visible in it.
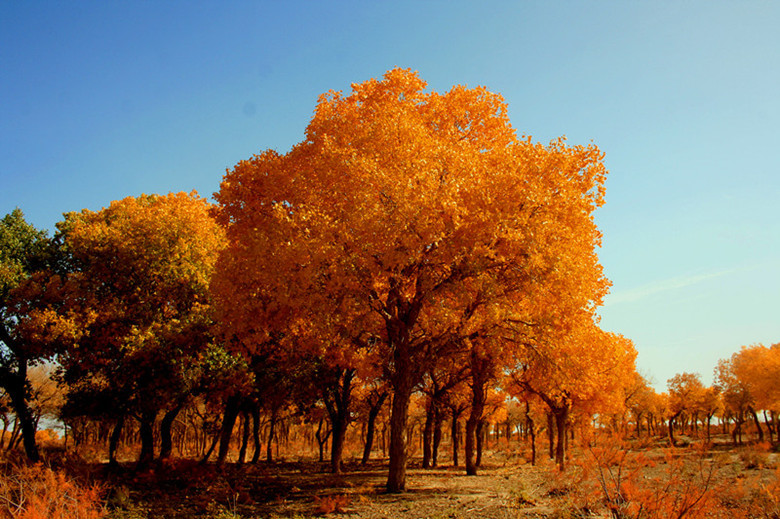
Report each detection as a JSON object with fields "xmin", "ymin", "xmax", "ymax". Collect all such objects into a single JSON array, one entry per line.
[{"xmin": 214, "ymin": 68, "xmax": 610, "ymax": 491}]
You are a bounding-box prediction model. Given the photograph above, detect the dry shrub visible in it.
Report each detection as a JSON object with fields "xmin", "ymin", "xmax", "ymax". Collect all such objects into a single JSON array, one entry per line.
[
  {"xmin": 0, "ymin": 463, "xmax": 105, "ymax": 519},
  {"xmin": 572, "ymin": 434, "xmax": 727, "ymax": 518},
  {"xmin": 739, "ymin": 441, "xmax": 772, "ymax": 470},
  {"xmin": 312, "ymin": 494, "xmax": 351, "ymax": 515}
]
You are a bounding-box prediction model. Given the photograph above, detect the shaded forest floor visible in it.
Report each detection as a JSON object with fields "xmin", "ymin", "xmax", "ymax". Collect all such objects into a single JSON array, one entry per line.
[{"xmin": 21, "ymin": 434, "xmax": 780, "ymax": 518}]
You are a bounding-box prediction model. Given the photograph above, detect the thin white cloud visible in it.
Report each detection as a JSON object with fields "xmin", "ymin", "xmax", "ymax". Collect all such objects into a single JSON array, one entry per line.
[{"xmin": 604, "ymin": 269, "xmax": 736, "ymax": 307}]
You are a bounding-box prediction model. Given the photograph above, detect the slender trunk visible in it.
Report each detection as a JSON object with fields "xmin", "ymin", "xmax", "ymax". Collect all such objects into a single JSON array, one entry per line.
[
  {"xmin": 0, "ymin": 419, "xmax": 7, "ymax": 449},
  {"xmin": 465, "ymin": 349, "xmax": 488, "ymax": 476},
  {"xmin": 159, "ymin": 404, "xmax": 184, "ymax": 461},
  {"xmin": 422, "ymin": 401, "xmax": 434, "ymax": 469},
  {"xmin": 764, "ymin": 411, "xmax": 773, "ymax": 443},
  {"xmin": 547, "ymin": 412, "xmax": 555, "ymax": 459},
  {"xmin": 5, "ymin": 363, "xmax": 39, "ymax": 462},
  {"xmin": 362, "ymin": 392, "xmax": 386, "ymax": 465},
  {"xmin": 108, "ymin": 415, "xmax": 125, "ymax": 467},
  {"xmin": 525, "ymin": 401, "xmax": 536, "ymax": 466},
  {"xmin": 749, "ymin": 407, "xmax": 764, "ymax": 442},
  {"xmin": 451, "ymin": 413, "xmax": 459, "ymax": 467},
  {"xmin": 237, "ymin": 411, "xmax": 250, "ymax": 464},
  {"xmin": 250, "ymin": 406, "xmax": 261, "ymax": 464},
  {"xmin": 216, "ymin": 395, "xmax": 241, "ymax": 466},
  {"xmin": 266, "ymin": 408, "xmax": 278, "ymax": 463},
  {"xmin": 432, "ymin": 407, "xmax": 443, "ymax": 467},
  {"xmin": 315, "ymin": 418, "xmax": 330, "ymax": 463}
]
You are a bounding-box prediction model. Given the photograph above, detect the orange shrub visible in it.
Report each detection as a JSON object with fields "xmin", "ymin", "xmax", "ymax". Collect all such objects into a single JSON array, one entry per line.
[{"xmin": 0, "ymin": 463, "xmax": 105, "ymax": 519}]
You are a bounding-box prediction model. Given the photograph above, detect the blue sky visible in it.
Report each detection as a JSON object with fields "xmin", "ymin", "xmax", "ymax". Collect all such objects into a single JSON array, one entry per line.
[{"xmin": 2, "ymin": 1, "xmax": 778, "ymax": 390}]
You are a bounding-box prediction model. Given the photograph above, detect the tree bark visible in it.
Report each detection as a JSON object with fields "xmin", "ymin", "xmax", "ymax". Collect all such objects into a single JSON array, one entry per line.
[
  {"xmin": 250, "ymin": 405, "xmax": 261, "ymax": 464},
  {"xmin": 749, "ymin": 407, "xmax": 764, "ymax": 442},
  {"xmin": 108, "ymin": 415, "xmax": 125, "ymax": 467},
  {"xmin": 159, "ymin": 404, "xmax": 184, "ymax": 461},
  {"xmin": 422, "ymin": 400, "xmax": 434, "ymax": 469},
  {"xmin": 547, "ymin": 412, "xmax": 555, "ymax": 460},
  {"xmin": 216, "ymin": 395, "xmax": 241, "ymax": 466},
  {"xmin": 451, "ymin": 414, "xmax": 460, "ymax": 466},
  {"xmin": 525, "ymin": 401, "xmax": 536, "ymax": 465},
  {"xmin": 432, "ymin": 407, "xmax": 443, "ymax": 467},
  {"xmin": 386, "ymin": 374, "xmax": 413, "ymax": 492},
  {"xmin": 475, "ymin": 419, "xmax": 485, "ymax": 468},
  {"xmin": 4, "ymin": 360, "xmax": 40, "ymax": 462},
  {"xmin": 137, "ymin": 408, "xmax": 157, "ymax": 469},
  {"xmin": 362, "ymin": 392, "xmax": 387, "ymax": 465},
  {"xmin": 553, "ymin": 407, "xmax": 568, "ymax": 471},
  {"xmin": 266, "ymin": 407, "xmax": 278, "ymax": 463},
  {"xmin": 237, "ymin": 411, "xmax": 250, "ymax": 464}
]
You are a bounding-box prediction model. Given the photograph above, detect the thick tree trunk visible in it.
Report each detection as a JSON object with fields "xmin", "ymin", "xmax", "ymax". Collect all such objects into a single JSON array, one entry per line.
[
  {"xmin": 159, "ymin": 404, "xmax": 184, "ymax": 461},
  {"xmin": 386, "ymin": 375, "xmax": 413, "ymax": 492},
  {"xmin": 330, "ymin": 418, "xmax": 347, "ymax": 474},
  {"xmin": 216, "ymin": 395, "xmax": 241, "ymax": 466},
  {"xmin": 554, "ymin": 407, "xmax": 568, "ymax": 471},
  {"xmin": 668, "ymin": 411, "xmax": 682, "ymax": 447},
  {"xmin": 475, "ymin": 419, "xmax": 484, "ymax": 468},
  {"xmin": 137, "ymin": 409, "xmax": 157, "ymax": 468}
]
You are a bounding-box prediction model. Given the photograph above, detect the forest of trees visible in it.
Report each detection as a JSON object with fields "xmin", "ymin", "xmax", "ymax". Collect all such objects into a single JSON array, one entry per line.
[{"xmin": 1, "ymin": 69, "xmax": 778, "ymax": 498}]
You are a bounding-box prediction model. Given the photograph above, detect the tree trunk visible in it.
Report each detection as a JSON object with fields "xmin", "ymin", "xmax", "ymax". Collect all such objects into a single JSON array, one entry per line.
[
  {"xmin": 108, "ymin": 415, "xmax": 125, "ymax": 467},
  {"xmin": 237, "ymin": 411, "xmax": 250, "ymax": 464},
  {"xmin": 362, "ymin": 392, "xmax": 386, "ymax": 465},
  {"xmin": 330, "ymin": 409, "xmax": 348, "ymax": 474},
  {"xmin": 422, "ymin": 401, "xmax": 434, "ymax": 469},
  {"xmin": 432, "ymin": 407, "xmax": 443, "ymax": 467},
  {"xmin": 250, "ymin": 406, "xmax": 261, "ymax": 464},
  {"xmin": 547, "ymin": 412, "xmax": 555, "ymax": 459},
  {"xmin": 525, "ymin": 401, "xmax": 536, "ymax": 466},
  {"xmin": 475, "ymin": 419, "xmax": 485, "ymax": 468},
  {"xmin": 668, "ymin": 411, "xmax": 682, "ymax": 447},
  {"xmin": 451, "ymin": 414, "xmax": 459, "ymax": 467},
  {"xmin": 266, "ymin": 408, "xmax": 278, "ymax": 463},
  {"xmin": 5, "ymin": 363, "xmax": 39, "ymax": 462},
  {"xmin": 386, "ymin": 372, "xmax": 414, "ymax": 492},
  {"xmin": 749, "ymin": 407, "xmax": 763, "ymax": 442},
  {"xmin": 159, "ymin": 404, "xmax": 184, "ymax": 461},
  {"xmin": 216, "ymin": 395, "xmax": 241, "ymax": 466},
  {"xmin": 553, "ymin": 407, "xmax": 568, "ymax": 471},
  {"xmin": 315, "ymin": 417, "xmax": 330, "ymax": 463},
  {"xmin": 137, "ymin": 409, "xmax": 157, "ymax": 469}
]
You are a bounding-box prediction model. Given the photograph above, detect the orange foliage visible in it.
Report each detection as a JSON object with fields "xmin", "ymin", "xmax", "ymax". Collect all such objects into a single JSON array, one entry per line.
[{"xmin": 0, "ymin": 464, "xmax": 105, "ymax": 519}]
